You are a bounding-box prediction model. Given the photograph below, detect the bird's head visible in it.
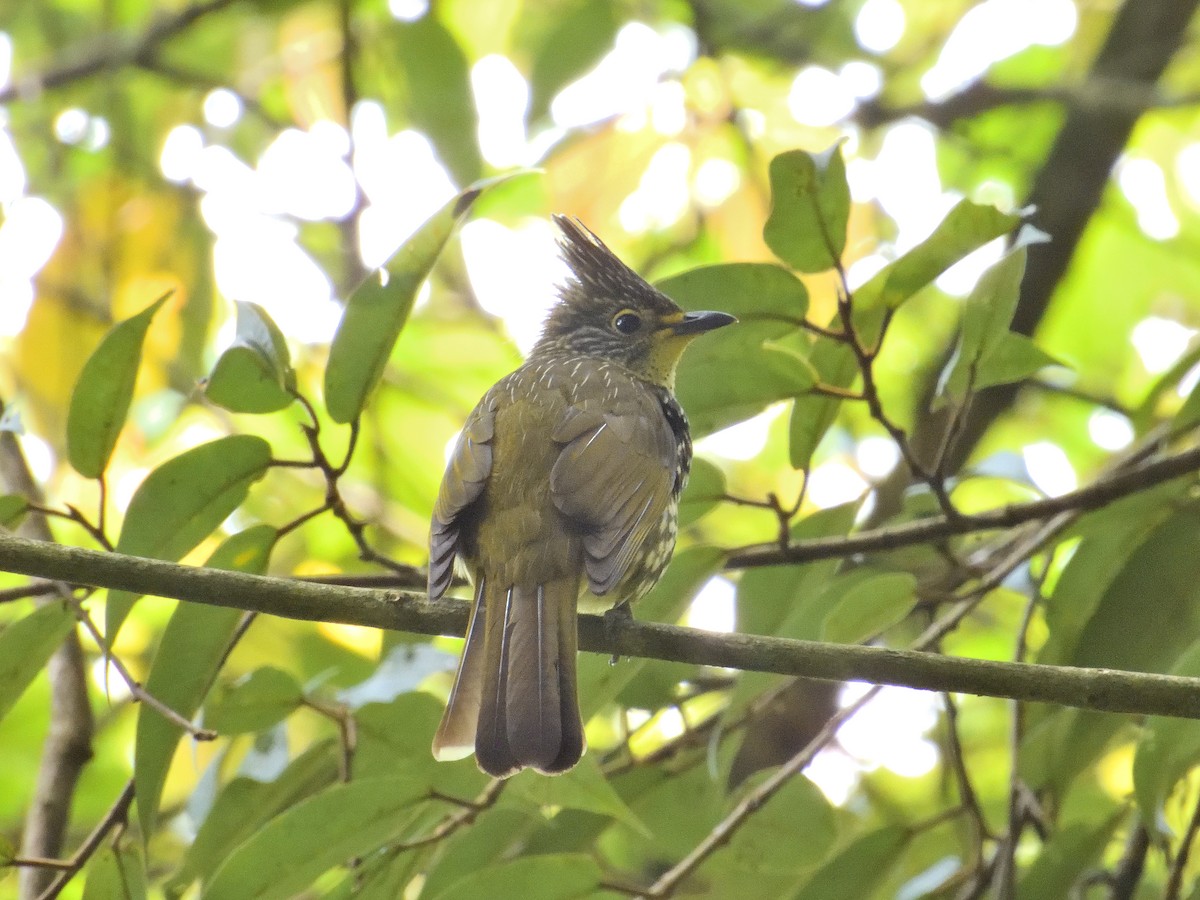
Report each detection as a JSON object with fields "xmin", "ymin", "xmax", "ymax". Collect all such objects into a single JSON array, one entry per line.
[{"xmin": 532, "ymin": 216, "xmax": 735, "ymax": 387}]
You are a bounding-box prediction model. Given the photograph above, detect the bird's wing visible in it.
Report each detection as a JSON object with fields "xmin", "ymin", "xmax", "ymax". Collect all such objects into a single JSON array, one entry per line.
[
  {"xmin": 549, "ymin": 388, "xmax": 679, "ymax": 596},
  {"xmin": 428, "ymin": 393, "xmax": 496, "ymax": 600}
]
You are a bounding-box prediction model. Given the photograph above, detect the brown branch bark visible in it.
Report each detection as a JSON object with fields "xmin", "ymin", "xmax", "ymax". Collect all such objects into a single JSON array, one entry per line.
[
  {"xmin": 1, "ymin": 434, "xmax": 94, "ymax": 900},
  {"xmin": 2, "ymin": 532, "xmax": 1200, "ymax": 720},
  {"xmin": 726, "ymin": 441, "xmax": 1200, "ymax": 568}
]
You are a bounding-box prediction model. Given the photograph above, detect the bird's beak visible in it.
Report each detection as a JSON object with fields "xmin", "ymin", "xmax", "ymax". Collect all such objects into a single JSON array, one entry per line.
[{"xmin": 666, "ymin": 311, "xmax": 737, "ymax": 336}]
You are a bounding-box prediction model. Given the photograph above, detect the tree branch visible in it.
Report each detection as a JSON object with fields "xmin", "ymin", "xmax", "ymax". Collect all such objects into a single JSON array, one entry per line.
[
  {"xmin": 727, "ymin": 441, "xmax": 1200, "ymax": 568},
  {"xmin": 2, "ymin": 532, "xmax": 1200, "ymax": 720},
  {"xmin": 0, "ymin": 0, "xmax": 238, "ymax": 106},
  {"xmin": 2, "ymin": 433, "xmax": 94, "ymax": 900}
]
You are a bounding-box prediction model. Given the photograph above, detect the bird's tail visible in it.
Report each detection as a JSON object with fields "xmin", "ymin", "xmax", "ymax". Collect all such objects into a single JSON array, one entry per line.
[{"xmin": 431, "ymin": 576, "xmax": 585, "ymax": 777}]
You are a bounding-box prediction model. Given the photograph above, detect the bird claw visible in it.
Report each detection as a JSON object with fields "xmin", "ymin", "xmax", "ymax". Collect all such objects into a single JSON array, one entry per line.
[{"xmin": 604, "ymin": 601, "xmax": 634, "ymax": 665}]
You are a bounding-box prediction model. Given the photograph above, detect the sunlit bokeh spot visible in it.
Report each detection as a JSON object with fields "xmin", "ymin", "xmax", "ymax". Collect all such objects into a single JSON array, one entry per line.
[
  {"xmin": 692, "ymin": 157, "xmax": 741, "ymax": 208},
  {"xmin": 388, "ymin": 0, "xmax": 427, "ymax": 21},
  {"xmin": 619, "ymin": 142, "xmax": 692, "ymax": 233},
  {"xmin": 837, "ymin": 683, "xmax": 940, "ymax": 778},
  {"xmin": 804, "ymin": 748, "xmax": 861, "ymax": 806},
  {"xmin": 0, "ymin": 197, "xmax": 63, "ymax": 335},
  {"xmin": 685, "ymin": 576, "xmax": 736, "ymax": 634},
  {"xmin": 258, "ymin": 126, "xmax": 357, "ymax": 221},
  {"xmin": 855, "ymin": 435, "xmax": 901, "ymax": 479},
  {"xmin": 552, "ymin": 23, "xmax": 691, "ymax": 129},
  {"xmin": 1088, "ymin": 409, "xmax": 1134, "ymax": 451},
  {"xmin": 1176, "ymin": 143, "xmax": 1200, "ymax": 211},
  {"xmin": 937, "ymin": 235, "xmax": 1006, "ymax": 297},
  {"xmin": 1131, "ymin": 315, "xmax": 1196, "ymax": 375},
  {"xmin": 83, "ymin": 116, "xmax": 110, "ymax": 152},
  {"xmin": 0, "ymin": 127, "xmax": 27, "ymax": 202},
  {"xmin": 472, "ymin": 55, "xmax": 531, "ymax": 168},
  {"xmin": 18, "ymin": 432, "xmax": 54, "ymax": 484},
  {"xmin": 54, "ymin": 107, "xmax": 88, "ymax": 144},
  {"xmin": 1117, "ymin": 157, "xmax": 1180, "ymax": 241},
  {"xmin": 840, "ymin": 60, "xmax": 884, "ymax": 99},
  {"xmin": 788, "ymin": 66, "xmax": 855, "ymax": 127},
  {"xmin": 1022, "ymin": 441, "xmax": 1077, "ymax": 497},
  {"xmin": 921, "ymin": 0, "xmax": 1077, "ymax": 101},
  {"xmin": 807, "ymin": 459, "xmax": 870, "ymax": 508},
  {"xmin": 203, "ymin": 88, "xmax": 243, "ymax": 128},
  {"xmin": 160, "ymin": 125, "xmax": 205, "ymax": 183},
  {"xmin": 695, "ymin": 405, "xmax": 783, "ymax": 461},
  {"xmin": 461, "ymin": 217, "xmax": 565, "ymax": 354},
  {"xmin": 855, "ymin": 0, "xmax": 905, "ymax": 54},
  {"xmin": 352, "ymin": 116, "xmax": 456, "ymax": 269},
  {"xmin": 0, "ymin": 32, "xmax": 11, "ymax": 91}
]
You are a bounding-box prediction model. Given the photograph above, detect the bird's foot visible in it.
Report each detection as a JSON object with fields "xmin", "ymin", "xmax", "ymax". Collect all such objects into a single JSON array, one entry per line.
[{"xmin": 604, "ymin": 601, "xmax": 634, "ymax": 665}]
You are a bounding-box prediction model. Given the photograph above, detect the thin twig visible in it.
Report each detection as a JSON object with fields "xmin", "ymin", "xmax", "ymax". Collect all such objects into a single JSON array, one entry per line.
[
  {"xmin": 995, "ymin": 588, "xmax": 1042, "ymax": 899},
  {"xmin": 0, "ymin": 580, "xmax": 59, "ymax": 604},
  {"xmin": 73, "ymin": 603, "xmax": 216, "ymax": 740},
  {"xmin": 34, "ymin": 780, "xmax": 135, "ymax": 900},
  {"xmin": 389, "ymin": 779, "xmax": 506, "ymax": 852},
  {"xmin": 640, "ymin": 688, "xmax": 878, "ymax": 897},
  {"xmin": 725, "ymin": 441, "xmax": 1200, "ymax": 569},
  {"xmin": 942, "ymin": 693, "xmax": 991, "ymax": 856},
  {"xmin": 303, "ymin": 697, "xmax": 357, "ymax": 783},
  {"xmin": 1166, "ymin": 792, "xmax": 1200, "ymax": 900}
]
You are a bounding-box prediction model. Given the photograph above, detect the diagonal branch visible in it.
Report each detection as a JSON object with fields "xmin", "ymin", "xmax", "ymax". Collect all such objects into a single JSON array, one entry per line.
[
  {"xmin": 727, "ymin": 441, "xmax": 1200, "ymax": 568},
  {"xmin": 0, "ymin": 0, "xmax": 239, "ymax": 106}
]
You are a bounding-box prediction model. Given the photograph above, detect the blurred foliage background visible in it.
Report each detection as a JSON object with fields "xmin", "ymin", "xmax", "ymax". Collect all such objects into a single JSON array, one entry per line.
[{"xmin": 5, "ymin": 0, "xmax": 1200, "ymax": 897}]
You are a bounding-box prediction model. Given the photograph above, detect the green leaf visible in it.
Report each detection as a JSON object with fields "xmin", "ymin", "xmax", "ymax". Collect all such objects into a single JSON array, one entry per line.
[
  {"xmin": 171, "ymin": 742, "xmax": 340, "ymax": 893},
  {"xmin": 351, "ymin": 693, "xmax": 445, "ymax": 785},
  {"xmin": 83, "ymin": 846, "xmax": 147, "ymax": 900},
  {"xmin": 325, "ymin": 183, "xmax": 489, "ymax": 424},
  {"xmin": 1134, "ymin": 640, "xmax": 1200, "ymax": 831},
  {"xmin": 788, "ymin": 340, "xmax": 858, "ymax": 469},
  {"xmin": 790, "ymin": 826, "xmax": 909, "ymax": 900},
  {"xmin": 508, "ymin": 755, "xmax": 645, "ymax": 832},
  {"xmin": 0, "ymin": 833, "xmax": 13, "ymax": 865},
  {"xmin": 855, "ymin": 199, "xmax": 1022, "ymax": 311},
  {"xmin": 763, "ymin": 145, "xmax": 850, "ymax": 273},
  {"xmin": 67, "ymin": 291, "xmax": 171, "ymax": 479},
  {"xmin": 429, "ymin": 853, "xmax": 601, "ymax": 900},
  {"xmin": 205, "ymin": 302, "xmax": 295, "ymax": 414},
  {"xmin": 204, "ymin": 666, "xmax": 303, "ymax": 735},
  {"xmin": 136, "ymin": 525, "xmax": 277, "ymax": 837},
  {"xmin": 389, "ymin": 15, "xmax": 481, "ymax": 186},
  {"xmin": 939, "ymin": 246, "xmax": 1029, "ymax": 404},
  {"xmin": 527, "ymin": 0, "xmax": 619, "ymax": 121},
  {"xmin": 971, "ymin": 332, "xmax": 1060, "ymax": 392},
  {"xmin": 822, "ymin": 572, "xmax": 917, "ymax": 644},
  {"xmin": 107, "ymin": 435, "xmax": 271, "ymax": 642},
  {"xmin": 0, "ymin": 494, "xmax": 27, "ymax": 527},
  {"xmin": 0, "ymin": 602, "xmax": 75, "ymax": 725},
  {"xmin": 1016, "ymin": 809, "xmax": 1122, "ymax": 900},
  {"xmin": 661, "ymin": 263, "xmax": 813, "ymax": 436},
  {"xmin": 419, "ymin": 809, "xmax": 535, "ymax": 899},
  {"xmin": 202, "ymin": 775, "xmax": 428, "ymax": 900},
  {"xmin": 700, "ymin": 777, "xmax": 835, "ymax": 897},
  {"xmin": 679, "ymin": 457, "xmax": 725, "ymax": 527},
  {"xmin": 1024, "ymin": 502, "xmax": 1200, "ymax": 792}
]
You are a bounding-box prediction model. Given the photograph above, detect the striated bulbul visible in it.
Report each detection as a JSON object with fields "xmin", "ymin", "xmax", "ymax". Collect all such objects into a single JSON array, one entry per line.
[{"xmin": 428, "ymin": 216, "xmax": 734, "ymax": 777}]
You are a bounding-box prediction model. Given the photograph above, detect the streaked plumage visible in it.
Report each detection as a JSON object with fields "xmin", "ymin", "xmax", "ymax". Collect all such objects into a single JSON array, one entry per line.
[{"xmin": 429, "ymin": 216, "xmax": 734, "ymax": 777}]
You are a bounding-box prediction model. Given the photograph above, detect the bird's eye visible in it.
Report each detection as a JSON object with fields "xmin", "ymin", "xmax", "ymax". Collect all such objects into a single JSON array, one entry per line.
[{"xmin": 612, "ymin": 310, "xmax": 642, "ymax": 335}]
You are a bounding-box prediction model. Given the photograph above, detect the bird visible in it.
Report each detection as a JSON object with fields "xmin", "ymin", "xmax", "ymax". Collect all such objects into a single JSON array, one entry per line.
[{"xmin": 427, "ymin": 215, "xmax": 735, "ymax": 777}]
